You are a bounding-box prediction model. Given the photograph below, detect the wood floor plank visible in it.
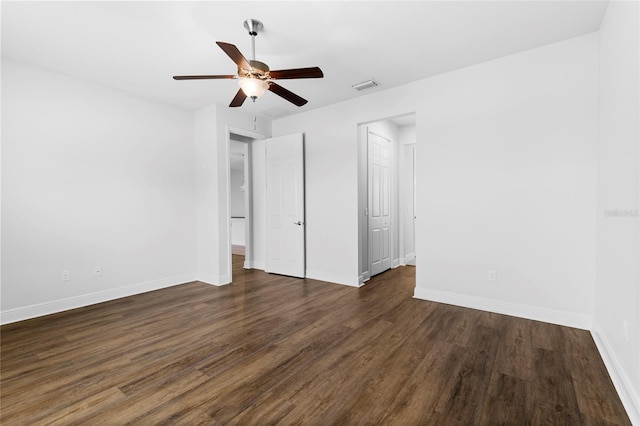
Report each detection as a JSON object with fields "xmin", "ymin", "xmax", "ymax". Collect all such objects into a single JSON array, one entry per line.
[
  {"xmin": 563, "ymin": 327, "xmax": 631, "ymax": 424},
  {"xmin": 381, "ymin": 340, "xmax": 466, "ymax": 424},
  {"xmin": 88, "ymin": 369, "xmax": 210, "ymax": 424},
  {"xmin": 0, "ymin": 255, "xmax": 631, "ymax": 425},
  {"xmin": 493, "ymin": 315, "xmax": 533, "ymax": 381},
  {"xmin": 434, "ymin": 324, "xmax": 501, "ymax": 422},
  {"xmin": 530, "ymin": 346, "xmax": 583, "ymax": 424},
  {"xmin": 478, "ymin": 373, "xmax": 530, "ymax": 424},
  {"xmin": 325, "ymin": 300, "xmax": 438, "ymax": 424},
  {"xmin": 46, "ymin": 386, "xmax": 127, "ymax": 426}
]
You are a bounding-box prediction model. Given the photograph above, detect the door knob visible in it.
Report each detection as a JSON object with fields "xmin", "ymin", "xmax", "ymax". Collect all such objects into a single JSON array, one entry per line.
[{"xmin": 294, "ymin": 221, "xmax": 303, "ymax": 225}]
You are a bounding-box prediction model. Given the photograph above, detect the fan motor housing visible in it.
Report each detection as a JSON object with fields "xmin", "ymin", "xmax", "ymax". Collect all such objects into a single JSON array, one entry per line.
[{"xmin": 240, "ymin": 60, "xmax": 270, "ymax": 78}]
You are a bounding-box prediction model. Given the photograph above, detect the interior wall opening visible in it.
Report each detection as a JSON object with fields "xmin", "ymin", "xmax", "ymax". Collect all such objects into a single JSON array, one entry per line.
[
  {"xmin": 228, "ymin": 130, "xmax": 262, "ymax": 281},
  {"xmin": 357, "ymin": 113, "xmax": 417, "ymax": 285}
]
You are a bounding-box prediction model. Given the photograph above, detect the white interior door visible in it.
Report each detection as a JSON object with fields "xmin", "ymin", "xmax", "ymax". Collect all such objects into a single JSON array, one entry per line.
[
  {"xmin": 266, "ymin": 133, "xmax": 305, "ymax": 278},
  {"xmin": 368, "ymin": 130, "xmax": 392, "ymax": 276}
]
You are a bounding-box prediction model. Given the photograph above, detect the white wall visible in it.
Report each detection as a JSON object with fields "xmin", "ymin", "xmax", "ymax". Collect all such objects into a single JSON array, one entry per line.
[
  {"xmin": 399, "ymin": 124, "xmax": 416, "ymax": 263},
  {"xmin": 1, "ymin": 60, "xmax": 196, "ymax": 323},
  {"xmin": 248, "ymin": 138, "xmax": 268, "ymax": 270},
  {"xmin": 593, "ymin": 1, "xmax": 640, "ymax": 422},
  {"xmin": 416, "ymin": 34, "xmax": 599, "ymax": 329},
  {"xmin": 399, "ymin": 124, "xmax": 416, "ymax": 147},
  {"xmin": 194, "ymin": 104, "xmax": 219, "ymax": 285},
  {"xmin": 230, "ymin": 146, "xmax": 246, "ymax": 247},
  {"xmin": 229, "ymin": 169, "xmax": 245, "ymax": 217},
  {"xmin": 274, "ymin": 33, "xmax": 599, "ymax": 327},
  {"xmin": 230, "ymin": 217, "xmax": 245, "ymax": 246}
]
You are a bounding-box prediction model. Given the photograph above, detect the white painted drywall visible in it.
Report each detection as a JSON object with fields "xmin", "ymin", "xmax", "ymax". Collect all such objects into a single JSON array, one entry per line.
[
  {"xmin": 593, "ymin": 1, "xmax": 640, "ymax": 422},
  {"xmin": 399, "ymin": 124, "xmax": 416, "ymax": 263},
  {"xmin": 399, "ymin": 124, "xmax": 416, "ymax": 146},
  {"xmin": 229, "ymin": 166, "xmax": 246, "ymax": 247},
  {"xmin": 230, "ymin": 218, "xmax": 245, "ymax": 246},
  {"xmin": 249, "ymin": 138, "xmax": 268, "ymax": 270},
  {"xmin": 273, "ymin": 33, "xmax": 599, "ymax": 326},
  {"xmin": 229, "ymin": 169, "xmax": 245, "ymax": 218},
  {"xmin": 194, "ymin": 104, "xmax": 220, "ymax": 285},
  {"xmin": 416, "ymin": 34, "xmax": 599, "ymax": 328},
  {"xmin": 1, "ymin": 60, "xmax": 196, "ymax": 322}
]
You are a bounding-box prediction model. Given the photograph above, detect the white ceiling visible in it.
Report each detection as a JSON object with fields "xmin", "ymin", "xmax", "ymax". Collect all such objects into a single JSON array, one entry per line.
[{"xmin": 1, "ymin": 1, "xmax": 609, "ymax": 118}]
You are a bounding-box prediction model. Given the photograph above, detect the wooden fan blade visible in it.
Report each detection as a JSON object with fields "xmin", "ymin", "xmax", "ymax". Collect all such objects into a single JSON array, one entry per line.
[
  {"xmin": 216, "ymin": 41, "xmax": 251, "ymax": 70},
  {"xmin": 173, "ymin": 75, "xmax": 236, "ymax": 80},
  {"xmin": 268, "ymin": 83, "xmax": 308, "ymax": 107},
  {"xmin": 269, "ymin": 67, "xmax": 324, "ymax": 80},
  {"xmin": 229, "ymin": 89, "xmax": 247, "ymax": 107}
]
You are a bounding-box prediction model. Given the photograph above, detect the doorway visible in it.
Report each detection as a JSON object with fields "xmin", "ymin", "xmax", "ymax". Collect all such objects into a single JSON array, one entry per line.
[
  {"xmin": 227, "ymin": 128, "xmax": 265, "ymax": 282},
  {"xmin": 358, "ymin": 113, "xmax": 416, "ymax": 284},
  {"xmin": 229, "ymin": 138, "xmax": 248, "ymax": 256}
]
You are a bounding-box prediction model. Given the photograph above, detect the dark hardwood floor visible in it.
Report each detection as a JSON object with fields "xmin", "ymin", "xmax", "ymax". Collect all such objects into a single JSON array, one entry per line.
[{"xmin": 1, "ymin": 255, "xmax": 630, "ymax": 424}]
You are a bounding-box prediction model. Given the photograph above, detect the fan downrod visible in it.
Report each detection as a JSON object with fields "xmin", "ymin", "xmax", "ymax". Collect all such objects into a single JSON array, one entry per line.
[{"xmin": 243, "ymin": 19, "xmax": 263, "ymax": 61}]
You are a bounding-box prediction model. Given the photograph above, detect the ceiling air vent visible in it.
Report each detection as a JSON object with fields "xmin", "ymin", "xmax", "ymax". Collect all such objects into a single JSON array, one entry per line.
[{"xmin": 352, "ymin": 79, "xmax": 379, "ymax": 91}]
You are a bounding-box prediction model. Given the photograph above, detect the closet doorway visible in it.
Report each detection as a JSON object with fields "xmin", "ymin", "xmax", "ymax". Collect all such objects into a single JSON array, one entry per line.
[{"xmin": 358, "ymin": 113, "xmax": 416, "ymax": 285}]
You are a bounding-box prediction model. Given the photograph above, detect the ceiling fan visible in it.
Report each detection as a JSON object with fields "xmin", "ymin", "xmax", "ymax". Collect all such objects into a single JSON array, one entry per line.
[{"xmin": 173, "ymin": 19, "xmax": 324, "ymax": 107}]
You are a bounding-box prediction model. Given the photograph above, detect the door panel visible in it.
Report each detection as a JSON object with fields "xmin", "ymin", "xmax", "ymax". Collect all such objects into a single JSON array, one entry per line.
[
  {"xmin": 266, "ymin": 133, "xmax": 305, "ymax": 278},
  {"xmin": 372, "ymin": 164, "xmax": 380, "ymax": 217},
  {"xmin": 371, "ymin": 229, "xmax": 381, "ymax": 263},
  {"xmin": 368, "ymin": 130, "xmax": 392, "ymax": 276}
]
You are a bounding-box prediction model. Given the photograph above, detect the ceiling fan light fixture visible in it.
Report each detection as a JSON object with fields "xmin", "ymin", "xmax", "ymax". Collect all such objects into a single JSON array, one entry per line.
[
  {"xmin": 174, "ymin": 19, "xmax": 323, "ymax": 108},
  {"xmin": 239, "ymin": 77, "xmax": 269, "ymax": 100}
]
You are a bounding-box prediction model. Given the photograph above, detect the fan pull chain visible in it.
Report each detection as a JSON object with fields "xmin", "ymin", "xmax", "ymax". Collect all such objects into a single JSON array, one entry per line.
[{"xmin": 252, "ymin": 116, "xmax": 257, "ymax": 131}]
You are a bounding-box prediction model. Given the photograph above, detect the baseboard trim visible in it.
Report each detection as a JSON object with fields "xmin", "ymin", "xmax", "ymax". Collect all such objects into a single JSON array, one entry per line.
[
  {"xmin": 0, "ymin": 273, "xmax": 196, "ymax": 325},
  {"xmin": 413, "ymin": 287, "xmax": 592, "ymax": 330},
  {"xmin": 404, "ymin": 253, "xmax": 415, "ymax": 263},
  {"xmin": 305, "ymin": 269, "xmax": 359, "ymax": 287},
  {"xmin": 244, "ymin": 260, "xmax": 266, "ymax": 271},
  {"xmin": 591, "ymin": 330, "xmax": 640, "ymax": 425},
  {"xmin": 359, "ymin": 272, "xmax": 370, "ymax": 286}
]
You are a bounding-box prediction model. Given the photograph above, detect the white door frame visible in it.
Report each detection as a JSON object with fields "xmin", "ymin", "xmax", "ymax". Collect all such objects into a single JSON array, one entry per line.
[
  {"xmin": 399, "ymin": 143, "xmax": 416, "ymax": 266},
  {"xmin": 226, "ymin": 126, "xmax": 266, "ymax": 282}
]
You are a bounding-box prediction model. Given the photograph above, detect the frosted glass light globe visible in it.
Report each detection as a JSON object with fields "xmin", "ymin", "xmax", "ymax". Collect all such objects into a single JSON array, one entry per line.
[{"xmin": 239, "ymin": 78, "xmax": 268, "ymax": 98}]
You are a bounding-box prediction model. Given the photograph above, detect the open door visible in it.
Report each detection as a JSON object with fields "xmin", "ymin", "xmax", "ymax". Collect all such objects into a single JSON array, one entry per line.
[{"xmin": 266, "ymin": 133, "xmax": 305, "ymax": 278}]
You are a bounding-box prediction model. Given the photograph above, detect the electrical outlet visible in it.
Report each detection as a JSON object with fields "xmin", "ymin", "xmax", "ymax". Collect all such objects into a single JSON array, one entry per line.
[
  {"xmin": 488, "ymin": 270, "xmax": 497, "ymax": 281},
  {"xmin": 623, "ymin": 320, "xmax": 629, "ymax": 344},
  {"xmin": 94, "ymin": 265, "xmax": 102, "ymax": 276},
  {"xmin": 61, "ymin": 270, "xmax": 70, "ymax": 282}
]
